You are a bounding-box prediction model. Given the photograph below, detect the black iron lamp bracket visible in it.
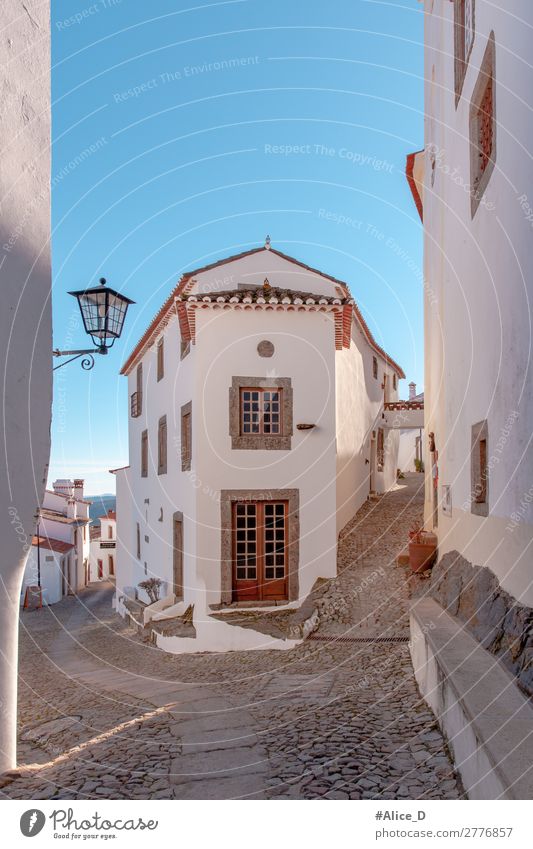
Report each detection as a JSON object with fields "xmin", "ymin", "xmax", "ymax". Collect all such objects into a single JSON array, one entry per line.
[{"xmin": 52, "ymin": 347, "xmax": 108, "ymax": 371}]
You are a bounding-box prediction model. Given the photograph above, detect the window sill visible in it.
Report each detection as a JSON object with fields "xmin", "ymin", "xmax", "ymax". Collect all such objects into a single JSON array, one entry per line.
[{"xmin": 231, "ymin": 435, "xmax": 291, "ymax": 450}]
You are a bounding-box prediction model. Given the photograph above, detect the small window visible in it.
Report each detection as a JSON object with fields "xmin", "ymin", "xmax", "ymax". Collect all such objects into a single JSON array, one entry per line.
[
  {"xmin": 471, "ymin": 420, "xmax": 489, "ymax": 516},
  {"xmin": 229, "ymin": 377, "xmax": 292, "ymax": 450},
  {"xmin": 454, "ymin": 0, "xmax": 475, "ymax": 102},
  {"xmin": 393, "ymin": 373, "xmax": 397, "ymax": 391},
  {"xmin": 240, "ymin": 388, "xmax": 282, "ymax": 435},
  {"xmin": 133, "ymin": 363, "xmax": 143, "ymax": 416},
  {"xmin": 108, "ymin": 525, "xmax": 113, "ymax": 539},
  {"xmin": 83, "ymin": 525, "xmax": 86, "ymax": 541},
  {"xmin": 141, "ymin": 429, "xmax": 148, "ymax": 477},
  {"xmin": 377, "ymin": 428, "xmax": 385, "ymax": 469},
  {"xmin": 157, "ymin": 338, "xmax": 164, "ymax": 381},
  {"xmin": 158, "ymin": 415, "xmax": 167, "ymax": 475},
  {"xmin": 470, "ymin": 33, "xmax": 496, "ymax": 216},
  {"xmin": 180, "ymin": 339, "xmax": 191, "ymax": 360},
  {"xmin": 373, "ymin": 356, "xmax": 378, "ymax": 380},
  {"xmin": 136, "ymin": 523, "xmax": 141, "ymax": 559},
  {"xmin": 181, "ymin": 402, "xmax": 192, "ymax": 471}
]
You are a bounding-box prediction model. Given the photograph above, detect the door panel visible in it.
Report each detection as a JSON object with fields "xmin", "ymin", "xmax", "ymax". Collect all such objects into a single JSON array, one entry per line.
[{"xmin": 232, "ymin": 501, "xmax": 288, "ymax": 602}]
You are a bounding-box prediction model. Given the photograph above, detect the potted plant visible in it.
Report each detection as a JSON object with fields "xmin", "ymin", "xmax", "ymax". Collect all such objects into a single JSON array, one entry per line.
[
  {"xmin": 408, "ymin": 523, "xmax": 438, "ymax": 573},
  {"xmin": 138, "ymin": 577, "xmax": 163, "ymax": 604}
]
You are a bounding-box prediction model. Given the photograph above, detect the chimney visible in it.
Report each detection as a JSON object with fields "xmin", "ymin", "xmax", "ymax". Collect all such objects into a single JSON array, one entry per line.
[
  {"xmin": 73, "ymin": 479, "xmax": 84, "ymax": 500},
  {"xmin": 409, "ymin": 382, "xmax": 416, "ymax": 401},
  {"xmin": 66, "ymin": 497, "xmax": 77, "ymax": 520},
  {"xmin": 53, "ymin": 479, "xmax": 74, "ymax": 497}
]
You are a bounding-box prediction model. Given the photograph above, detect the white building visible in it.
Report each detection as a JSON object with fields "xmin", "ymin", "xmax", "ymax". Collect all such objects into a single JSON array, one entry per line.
[
  {"xmin": 407, "ymin": 1, "xmax": 533, "ymax": 799},
  {"xmin": 23, "ymin": 537, "xmax": 74, "ymax": 607},
  {"xmin": 89, "ymin": 510, "xmax": 117, "ymax": 581},
  {"xmin": 397, "ymin": 382, "xmax": 425, "ymax": 473},
  {"xmin": 114, "ymin": 243, "xmax": 405, "ymax": 651},
  {"xmin": 22, "ymin": 479, "xmax": 92, "ymax": 605},
  {"xmin": 0, "ymin": 0, "xmax": 51, "ymax": 771}
]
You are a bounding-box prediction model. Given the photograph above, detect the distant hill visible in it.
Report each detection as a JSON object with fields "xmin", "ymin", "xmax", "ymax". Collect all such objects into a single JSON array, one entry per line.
[{"xmin": 87, "ymin": 494, "xmax": 116, "ymax": 524}]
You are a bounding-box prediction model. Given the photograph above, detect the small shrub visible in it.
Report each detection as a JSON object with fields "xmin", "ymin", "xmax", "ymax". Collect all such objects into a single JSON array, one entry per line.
[{"xmin": 138, "ymin": 577, "xmax": 162, "ymax": 603}]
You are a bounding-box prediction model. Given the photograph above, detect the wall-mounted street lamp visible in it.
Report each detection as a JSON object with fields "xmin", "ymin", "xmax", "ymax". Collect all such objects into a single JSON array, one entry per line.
[{"xmin": 52, "ymin": 278, "xmax": 135, "ymax": 371}]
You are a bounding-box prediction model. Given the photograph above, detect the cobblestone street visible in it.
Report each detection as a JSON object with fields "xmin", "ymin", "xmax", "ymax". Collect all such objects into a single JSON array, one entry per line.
[{"xmin": 1, "ymin": 474, "xmax": 463, "ymax": 800}]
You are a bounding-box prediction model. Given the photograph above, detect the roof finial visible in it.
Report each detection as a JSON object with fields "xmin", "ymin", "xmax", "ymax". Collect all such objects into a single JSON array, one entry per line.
[{"xmin": 264, "ymin": 234, "xmax": 271, "ymax": 250}]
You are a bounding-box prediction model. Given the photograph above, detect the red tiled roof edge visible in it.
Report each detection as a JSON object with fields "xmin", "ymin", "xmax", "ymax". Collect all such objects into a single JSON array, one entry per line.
[
  {"xmin": 31, "ymin": 535, "xmax": 75, "ymax": 553},
  {"xmin": 406, "ymin": 150, "xmax": 424, "ymax": 222},
  {"xmin": 120, "ymin": 245, "xmax": 404, "ymax": 377}
]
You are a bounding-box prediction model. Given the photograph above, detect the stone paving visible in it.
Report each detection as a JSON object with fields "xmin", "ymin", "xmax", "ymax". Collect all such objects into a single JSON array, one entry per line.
[{"xmin": 1, "ymin": 474, "xmax": 463, "ymax": 800}]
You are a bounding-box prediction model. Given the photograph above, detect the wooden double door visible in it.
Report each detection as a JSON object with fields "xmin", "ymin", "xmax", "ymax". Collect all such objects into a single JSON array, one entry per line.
[{"xmin": 232, "ymin": 500, "xmax": 288, "ymax": 602}]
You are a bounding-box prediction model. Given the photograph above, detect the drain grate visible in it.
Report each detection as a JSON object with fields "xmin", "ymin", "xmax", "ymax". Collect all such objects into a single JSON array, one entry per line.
[{"xmin": 307, "ymin": 634, "xmax": 409, "ymax": 644}]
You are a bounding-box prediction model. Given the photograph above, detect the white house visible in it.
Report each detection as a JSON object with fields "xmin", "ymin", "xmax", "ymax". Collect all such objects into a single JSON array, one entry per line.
[
  {"xmin": 114, "ymin": 242, "xmax": 404, "ymax": 651},
  {"xmin": 89, "ymin": 510, "xmax": 117, "ymax": 581},
  {"xmin": 23, "ymin": 536, "xmax": 74, "ymax": 607},
  {"xmin": 22, "ymin": 479, "xmax": 92, "ymax": 605},
  {"xmin": 407, "ymin": 1, "xmax": 533, "ymax": 799},
  {"xmin": 397, "ymin": 382, "xmax": 425, "ymax": 473}
]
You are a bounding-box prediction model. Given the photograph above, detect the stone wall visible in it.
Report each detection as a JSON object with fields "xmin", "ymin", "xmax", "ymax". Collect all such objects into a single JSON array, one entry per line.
[{"xmin": 430, "ymin": 551, "xmax": 533, "ymax": 697}]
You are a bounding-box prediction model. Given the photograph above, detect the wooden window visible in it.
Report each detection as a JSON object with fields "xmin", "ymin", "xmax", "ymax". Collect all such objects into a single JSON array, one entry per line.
[
  {"xmin": 229, "ymin": 377, "xmax": 292, "ymax": 451},
  {"xmin": 158, "ymin": 415, "xmax": 167, "ymax": 475},
  {"xmin": 372, "ymin": 356, "xmax": 378, "ymax": 379},
  {"xmin": 109, "ymin": 555, "xmax": 114, "ymax": 576},
  {"xmin": 141, "ymin": 429, "xmax": 148, "ymax": 477},
  {"xmin": 136, "ymin": 523, "xmax": 141, "ymax": 559},
  {"xmin": 181, "ymin": 402, "xmax": 192, "ymax": 471},
  {"xmin": 377, "ymin": 427, "xmax": 385, "ymax": 468},
  {"xmin": 97, "ymin": 559, "xmax": 103, "ymax": 579},
  {"xmin": 470, "ymin": 32, "xmax": 496, "ymax": 216},
  {"xmin": 108, "ymin": 525, "xmax": 113, "ymax": 539},
  {"xmin": 83, "ymin": 525, "xmax": 86, "ymax": 541},
  {"xmin": 233, "ymin": 500, "xmax": 288, "ymax": 601},
  {"xmin": 157, "ymin": 338, "xmax": 164, "ymax": 382},
  {"xmin": 477, "ymin": 438, "xmax": 487, "ymax": 503},
  {"xmin": 173, "ymin": 512, "xmax": 184, "ymax": 600},
  {"xmin": 471, "ymin": 420, "xmax": 489, "ymax": 516},
  {"xmin": 240, "ymin": 388, "xmax": 282, "ymax": 435},
  {"xmin": 393, "ymin": 373, "xmax": 397, "ymax": 391},
  {"xmin": 132, "ymin": 363, "xmax": 143, "ymax": 416},
  {"xmin": 454, "ymin": 0, "xmax": 475, "ymax": 102}
]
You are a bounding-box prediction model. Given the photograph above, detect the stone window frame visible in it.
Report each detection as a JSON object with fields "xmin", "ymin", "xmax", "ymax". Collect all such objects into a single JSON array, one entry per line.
[
  {"xmin": 469, "ymin": 32, "xmax": 496, "ymax": 218},
  {"xmin": 471, "ymin": 419, "xmax": 489, "ymax": 516},
  {"xmin": 220, "ymin": 488, "xmax": 299, "ymax": 605},
  {"xmin": 454, "ymin": 0, "xmax": 475, "ymax": 105},
  {"xmin": 372, "ymin": 356, "xmax": 378, "ymax": 380},
  {"xmin": 181, "ymin": 401, "xmax": 192, "ymax": 471},
  {"xmin": 158, "ymin": 415, "xmax": 167, "ymax": 475},
  {"xmin": 229, "ymin": 376, "xmax": 293, "ymax": 450}
]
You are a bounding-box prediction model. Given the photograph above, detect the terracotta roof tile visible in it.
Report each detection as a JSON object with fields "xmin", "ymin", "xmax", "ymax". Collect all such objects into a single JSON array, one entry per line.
[
  {"xmin": 32, "ymin": 536, "xmax": 75, "ymax": 554},
  {"xmin": 120, "ymin": 246, "xmax": 404, "ymax": 378}
]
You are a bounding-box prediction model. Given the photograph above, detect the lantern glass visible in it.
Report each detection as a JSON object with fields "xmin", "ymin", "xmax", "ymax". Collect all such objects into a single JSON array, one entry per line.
[{"xmin": 68, "ymin": 281, "xmax": 135, "ymax": 349}]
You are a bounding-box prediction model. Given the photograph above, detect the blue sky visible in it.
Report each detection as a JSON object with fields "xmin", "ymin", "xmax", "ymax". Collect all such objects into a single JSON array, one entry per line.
[{"xmin": 50, "ymin": 0, "xmax": 424, "ymax": 493}]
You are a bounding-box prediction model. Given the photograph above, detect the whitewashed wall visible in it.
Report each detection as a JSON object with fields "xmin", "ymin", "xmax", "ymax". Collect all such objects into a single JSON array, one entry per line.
[
  {"xmin": 0, "ymin": 0, "xmax": 51, "ymax": 771},
  {"xmin": 22, "ymin": 547, "xmax": 64, "ymax": 606},
  {"xmin": 423, "ymin": 1, "xmax": 533, "ymax": 604}
]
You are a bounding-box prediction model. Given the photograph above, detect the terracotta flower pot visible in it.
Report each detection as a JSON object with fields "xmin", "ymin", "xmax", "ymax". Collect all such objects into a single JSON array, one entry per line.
[{"xmin": 409, "ymin": 536, "xmax": 437, "ymax": 573}]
